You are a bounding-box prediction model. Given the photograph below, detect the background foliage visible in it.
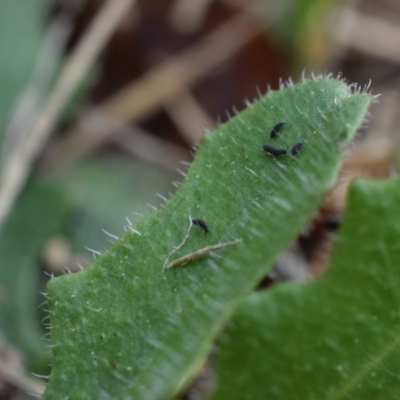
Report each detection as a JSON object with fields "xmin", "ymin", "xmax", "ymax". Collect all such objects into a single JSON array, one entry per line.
[{"xmin": 0, "ymin": 0, "xmax": 399, "ymax": 398}]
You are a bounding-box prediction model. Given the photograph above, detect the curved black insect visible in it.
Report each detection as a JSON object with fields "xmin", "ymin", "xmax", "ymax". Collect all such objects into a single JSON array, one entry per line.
[
  {"xmin": 270, "ymin": 121, "xmax": 286, "ymax": 138},
  {"xmin": 263, "ymin": 144, "xmax": 287, "ymax": 156},
  {"xmin": 291, "ymin": 141, "xmax": 304, "ymax": 156},
  {"xmin": 192, "ymin": 219, "xmax": 210, "ymax": 234}
]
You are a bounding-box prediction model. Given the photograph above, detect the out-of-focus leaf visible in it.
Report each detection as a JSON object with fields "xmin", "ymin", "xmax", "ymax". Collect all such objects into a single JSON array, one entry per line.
[
  {"xmin": 0, "ymin": 181, "xmax": 69, "ymax": 372},
  {"xmin": 57, "ymin": 158, "xmax": 179, "ymax": 253},
  {"xmin": 0, "ymin": 0, "xmax": 49, "ymax": 147},
  {"xmin": 271, "ymin": 0, "xmax": 340, "ymax": 65},
  {"xmin": 212, "ymin": 177, "xmax": 400, "ymax": 400}
]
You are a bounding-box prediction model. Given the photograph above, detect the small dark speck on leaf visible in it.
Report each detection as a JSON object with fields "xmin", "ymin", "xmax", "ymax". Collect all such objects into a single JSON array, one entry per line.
[{"xmin": 192, "ymin": 219, "xmax": 210, "ymax": 234}]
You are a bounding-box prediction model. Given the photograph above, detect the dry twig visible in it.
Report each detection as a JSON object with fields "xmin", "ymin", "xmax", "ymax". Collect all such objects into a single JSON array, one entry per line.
[
  {"xmin": 0, "ymin": 0, "xmax": 135, "ymax": 229},
  {"xmin": 40, "ymin": 1, "xmax": 271, "ymax": 171}
]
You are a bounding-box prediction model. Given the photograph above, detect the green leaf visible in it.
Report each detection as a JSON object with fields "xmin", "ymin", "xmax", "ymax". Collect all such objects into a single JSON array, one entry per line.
[
  {"xmin": 0, "ymin": 181, "xmax": 69, "ymax": 372},
  {"xmin": 43, "ymin": 77, "xmax": 371, "ymax": 400},
  {"xmin": 57, "ymin": 158, "xmax": 178, "ymax": 254},
  {"xmin": 211, "ymin": 177, "xmax": 400, "ymax": 400},
  {"xmin": 0, "ymin": 0, "xmax": 49, "ymax": 146}
]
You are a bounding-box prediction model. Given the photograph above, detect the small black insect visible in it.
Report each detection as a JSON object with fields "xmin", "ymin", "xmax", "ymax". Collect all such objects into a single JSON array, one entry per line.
[
  {"xmin": 263, "ymin": 144, "xmax": 287, "ymax": 156},
  {"xmin": 270, "ymin": 121, "xmax": 286, "ymax": 138},
  {"xmin": 291, "ymin": 141, "xmax": 304, "ymax": 156},
  {"xmin": 192, "ymin": 219, "xmax": 210, "ymax": 234}
]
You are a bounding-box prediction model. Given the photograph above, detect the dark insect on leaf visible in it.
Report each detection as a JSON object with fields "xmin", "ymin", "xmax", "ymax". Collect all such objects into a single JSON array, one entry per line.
[
  {"xmin": 270, "ymin": 121, "xmax": 286, "ymax": 138},
  {"xmin": 291, "ymin": 141, "xmax": 304, "ymax": 155},
  {"xmin": 263, "ymin": 144, "xmax": 287, "ymax": 156},
  {"xmin": 192, "ymin": 219, "xmax": 210, "ymax": 234}
]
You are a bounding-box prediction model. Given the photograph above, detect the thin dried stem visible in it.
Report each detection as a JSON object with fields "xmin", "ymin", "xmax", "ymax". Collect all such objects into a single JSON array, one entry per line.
[
  {"xmin": 166, "ymin": 239, "xmax": 243, "ymax": 268},
  {"xmin": 163, "ymin": 212, "xmax": 193, "ymax": 271},
  {"xmin": 41, "ymin": 1, "xmax": 269, "ymax": 171},
  {"xmin": 0, "ymin": 361, "xmax": 45, "ymax": 396},
  {"xmin": 0, "ymin": 0, "xmax": 135, "ymax": 230}
]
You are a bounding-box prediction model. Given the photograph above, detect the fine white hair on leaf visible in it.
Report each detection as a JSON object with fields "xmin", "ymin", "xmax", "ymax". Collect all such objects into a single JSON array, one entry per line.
[
  {"xmin": 172, "ymin": 181, "xmax": 181, "ymax": 188},
  {"xmin": 176, "ymin": 168, "xmax": 186, "ymax": 178},
  {"xmin": 85, "ymin": 247, "xmax": 102, "ymax": 259},
  {"xmin": 156, "ymin": 192, "xmax": 168, "ymax": 202},
  {"xmin": 125, "ymin": 216, "xmax": 133, "ymax": 226},
  {"xmin": 146, "ymin": 203, "xmax": 157, "ymax": 211},
  {"xmin": 38, "ymin": 300, "xmax": 47, "ymax": 308},
  {"xmin": 316, "ymin": 106, "xmax": 329, "ymax": 121},
  {"xmin": 27, "ymin": 392, "xmax": 42, "ymax": 398},
  {"xmin": 364, "ymin": 79, "xmax": 372, "ymax": 92},
  {"xmin": 256, "ymin": 86, "xmax": 262, "ymax": 99},
  {"xmin": 348, "ymin": 82, "xmax": 359, "ymax": 93},
  {"xmin": 43, "ymin": 271, "xmax": 54, "ymax": 279},
  {"xmin": 102, "ymin": 229, "xmax": 119, "ymax": 241},
  {"xmin": 251, "ymin": 199, "xmax": 262, "ymax": 209},
  {"xmin": 112, "ymin": 370, "xmax": 132, "ymax": 384},
  {"xmin": 163, "ymin": 210, "xmax": 193, "ymax": 271},
  {"xmin": 127, "ymin": 226, "xmax": 142, "ymax": 236},
  {"xmin": 245, "ymin": 166, "xmax": 257, "ymax": 177},
  {"xmin": 372, "ymin": 93, "xmax": 381, "ymax": 103}
]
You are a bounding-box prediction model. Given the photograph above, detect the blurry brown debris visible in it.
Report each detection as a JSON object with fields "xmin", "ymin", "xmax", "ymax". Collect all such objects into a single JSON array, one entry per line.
[
  {"xmin": 40, "ymin": 1, "xmax": 278, "ymax": 172},
  {"xmin": 333, "ymin": 7, "xmax": 400, "ymax": 65},
  {"xmin": 0, "ymin": 334, "xmax": 44, "ymax": 398},
  {"xmin": 303, "ymin": 136, "xmax": 395, "ymax": 276}
]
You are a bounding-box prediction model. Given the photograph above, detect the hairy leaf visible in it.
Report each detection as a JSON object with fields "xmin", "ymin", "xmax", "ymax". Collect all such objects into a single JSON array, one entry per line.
[{"xmin": 43, "ymin": 77, "xmax": 371, "ymax": 399}]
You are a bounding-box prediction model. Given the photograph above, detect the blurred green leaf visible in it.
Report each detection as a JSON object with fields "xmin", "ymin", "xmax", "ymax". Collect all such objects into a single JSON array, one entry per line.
[
  {"xmin": 57, "ymin": 158, "xmax": 179, "ymax": 254},
  {"xmin": 271, "ymin": 0, "xmax": 339, "ymax": 65},
  {"xmin": 0, "ymin": 0, "xmax": 49, "ymax": 147},
  {"xmin": 0, "ymin": 181, "xmax": 69, "ymax": 372},
  {"xmin": 212, "ymin": 177, "xmax": 400, "ymax": 400}
]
